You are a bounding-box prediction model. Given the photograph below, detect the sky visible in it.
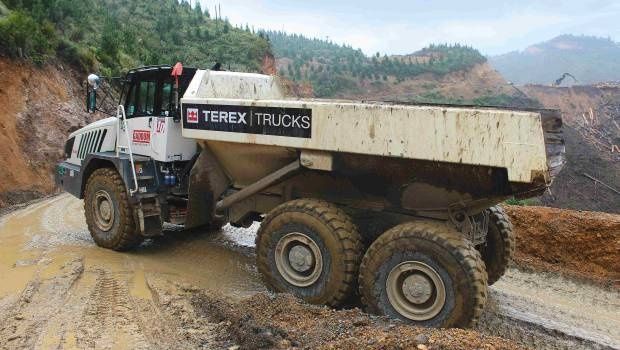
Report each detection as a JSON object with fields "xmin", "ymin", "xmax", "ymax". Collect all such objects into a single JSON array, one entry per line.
[{"xmin": 198, "ymin": 0, "xmax": 620, "ymax": 56}]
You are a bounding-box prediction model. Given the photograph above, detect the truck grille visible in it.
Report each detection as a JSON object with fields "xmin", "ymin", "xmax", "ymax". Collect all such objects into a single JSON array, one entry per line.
[{"xmin": 77, "ymin": 129, "xmax": 107, "ymax": 159}]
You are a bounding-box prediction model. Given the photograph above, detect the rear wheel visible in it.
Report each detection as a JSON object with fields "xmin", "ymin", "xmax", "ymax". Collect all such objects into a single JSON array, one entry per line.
[
  {"xmin": 359, "ymin": 221, "xmax": 487, "ymax": 328},
  {"xmin": 84, "ymin": 168, "xmax": 142, "ymax": 251},
  {"xmin": 478, "ymin": 206, "xmax": 515, "ymax": 285},
  {"xmin": 256, "ymin": 199, "xmax": 364, "ymax": 307}
]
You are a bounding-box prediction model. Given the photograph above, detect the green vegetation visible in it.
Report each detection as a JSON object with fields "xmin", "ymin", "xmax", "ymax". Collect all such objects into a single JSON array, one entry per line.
[
  {"xmin": 504, "ymin": 197, "xmax": 538, "ymax": 206},
  {"xmin": 471, "ymin": 94, "xmax": 542, "ymax": 108},
  {"xmin": 0, "ymin": 0, "xmax": 271, "ymax": 75},
  {"xmin": 490, "ymin": 34, "xmax": 620, "ymax": 85},
  {"xmin": 0, "ymin": 10, "xmax": 56, "ymax": 64},
  {"xmin": 0, "ymin": 0, "xmax": 9, "ymax": 15},
  {"xmin": 411, "ymin": 92, "xmax": 542, "ymax": 108},
  {"xmin": 264, "ymin": 31, "xmax": 487, "ymax": 97}
]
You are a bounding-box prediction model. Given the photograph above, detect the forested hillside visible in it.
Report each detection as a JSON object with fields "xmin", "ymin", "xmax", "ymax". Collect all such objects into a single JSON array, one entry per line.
[
  {"xmin": 265, "ymin": 31, "xmax": 487, "ymax": 97},
  {"xmin": 490, "ymin": 35, "xmax": 620, "ymax": 85},
  {"xmin": 0, "ymin": 0, "xmax": 271, "ymax": 75}
]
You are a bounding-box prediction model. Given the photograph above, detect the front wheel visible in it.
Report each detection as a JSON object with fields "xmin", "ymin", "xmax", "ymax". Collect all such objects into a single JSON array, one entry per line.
[
  {"xmin": 84, "ymin": 168, "xmax": 142, "ymax": 251},
  {"xmin": 359, "ymin": 221, "xmax": 487, "ymax": 328}
]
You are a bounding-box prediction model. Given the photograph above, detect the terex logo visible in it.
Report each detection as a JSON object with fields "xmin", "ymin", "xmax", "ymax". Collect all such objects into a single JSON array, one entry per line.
[
  {"xmin": 186, "ymin": 108, "xmax": 198, "ymax": 124},
  {"xmin": 132, "ymin": 130, "xmax": 150, "ymax": 144},
  {"xmin": 182, "ymin": 104, "xmax": 313, "ymax": 139}
]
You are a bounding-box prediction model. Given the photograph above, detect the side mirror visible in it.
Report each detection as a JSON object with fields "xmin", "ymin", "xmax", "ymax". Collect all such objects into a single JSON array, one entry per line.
[
  {"xmin": 87, "ymin": 89, "xmax": 97, "ymax": 113},
  {"xmin": 86, "ymin": 73, "xmax": 100, "ymax": 113}
]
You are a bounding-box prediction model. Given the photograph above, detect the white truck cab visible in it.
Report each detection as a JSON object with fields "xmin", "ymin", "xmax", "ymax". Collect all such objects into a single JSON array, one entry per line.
[{"xmin": 116, "ymin": 67, "xmax": 197, "ymax": 162}]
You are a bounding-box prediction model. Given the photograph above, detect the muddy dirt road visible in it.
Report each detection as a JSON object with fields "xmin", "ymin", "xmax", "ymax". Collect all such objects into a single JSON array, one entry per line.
[{"xmin": 0, "ymin": 195, "xmax": 618, "ymax": 349}]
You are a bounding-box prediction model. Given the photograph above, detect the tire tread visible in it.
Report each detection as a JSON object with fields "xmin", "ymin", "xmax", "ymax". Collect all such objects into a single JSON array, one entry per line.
[
  {"xmin": 256, "ymin": 199, "xmax": 364, "ymax": 306},
  {"xmin": 359, "ymin": 221, "xmax": 487, "ymax": 327}
]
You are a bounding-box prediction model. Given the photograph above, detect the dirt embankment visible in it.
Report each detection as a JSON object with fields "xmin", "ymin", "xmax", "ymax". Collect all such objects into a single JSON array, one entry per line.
[
  {"xmin": 505, "ymin": 205, "xmax": 620, "ymax": 286},
  {"xmin": 192, "ymin": 292, "xmax": 521, "ymax": 350},
  {"xmin": 0, "ymin": 57, "xmax": 93, "ymax": 208}
]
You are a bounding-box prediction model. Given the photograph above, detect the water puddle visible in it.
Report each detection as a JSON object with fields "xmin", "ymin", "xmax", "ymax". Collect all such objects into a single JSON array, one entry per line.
[{"xmin": 0, "ymin": 194, "xmax": 265, "ymax": 301}]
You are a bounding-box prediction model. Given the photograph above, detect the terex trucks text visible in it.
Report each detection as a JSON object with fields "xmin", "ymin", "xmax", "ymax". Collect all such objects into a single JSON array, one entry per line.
[{"xmin": 56, "ymin": 64, "xmax": 565, "ymax": 328}]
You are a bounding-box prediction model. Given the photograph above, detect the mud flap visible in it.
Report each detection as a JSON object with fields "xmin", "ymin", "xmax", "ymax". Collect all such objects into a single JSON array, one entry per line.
[
  {"xmin": 137, "ymin": 198, "xmax": 163, "ymax": 237},
  {"xmin": 185, "ymin": 146, "xmax": 230, "ymax": 229}
]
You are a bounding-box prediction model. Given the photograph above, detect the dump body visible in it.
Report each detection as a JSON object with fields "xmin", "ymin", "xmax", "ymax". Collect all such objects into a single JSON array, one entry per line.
[{"xmin": 180, "ymin": 70, "xmax": 563, "ymax": 218}]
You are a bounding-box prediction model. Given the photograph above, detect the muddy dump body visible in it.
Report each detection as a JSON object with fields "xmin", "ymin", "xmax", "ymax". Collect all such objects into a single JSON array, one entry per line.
[
  {"xmin": 173, "ymin": 71, "xmax": 566, "ymax": 328},
  {"xmin": 180, "ymin": 70, "xmax": 564, "ymax": 224}
]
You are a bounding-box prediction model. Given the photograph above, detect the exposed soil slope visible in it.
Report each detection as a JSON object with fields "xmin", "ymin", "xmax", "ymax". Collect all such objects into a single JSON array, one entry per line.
[
  {"xmin": 0, "ymin": 57, "xmax": 93, "ymax": 207},
  {"xmin": 504, "ymin": 205, "xmax": 620, "ymax": 286}
]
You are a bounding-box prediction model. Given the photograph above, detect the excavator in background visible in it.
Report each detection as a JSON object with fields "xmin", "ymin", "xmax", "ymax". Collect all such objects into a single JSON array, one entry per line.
[{"xmin": 553, "ymin": 72, "xmax": 578, "ymax": 87}]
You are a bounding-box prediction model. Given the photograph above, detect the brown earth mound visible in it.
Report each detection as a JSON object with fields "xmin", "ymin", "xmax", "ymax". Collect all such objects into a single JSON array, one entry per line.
[
  {"xmin": 505, "ymin": 205, "xmax": 620, "ymax": 286},
  {"xmin": 192, "ymin": 291, "xmax": 522, "ymax": 350}
]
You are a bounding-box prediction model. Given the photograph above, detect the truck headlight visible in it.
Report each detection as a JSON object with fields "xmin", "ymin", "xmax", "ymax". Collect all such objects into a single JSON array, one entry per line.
[{"xmin": 64, "ymin": 137, "xmax": 75, "ymax": 159}]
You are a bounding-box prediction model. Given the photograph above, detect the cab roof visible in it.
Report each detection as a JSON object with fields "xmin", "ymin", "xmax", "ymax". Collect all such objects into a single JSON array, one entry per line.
[{"xmin": 125, "ymin": 65, "xmax": 198, "ymax": 82}]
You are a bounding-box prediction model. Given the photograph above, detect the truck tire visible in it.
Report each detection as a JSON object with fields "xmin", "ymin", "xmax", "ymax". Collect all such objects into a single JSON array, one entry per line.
[
  {"xmin": 256, "ymin": 199, "xmax": 364, "ymax": 307},
  {"xmin": 478, "ymin": 206, "xmax": 515, "ymax": 285},
  {"xmin": 84, "ymin": 168, "xmax": 142, "ymax": 251},
  {"xmin": 358, "ymin": 221, "xmax": 487, "ymax": 328}
]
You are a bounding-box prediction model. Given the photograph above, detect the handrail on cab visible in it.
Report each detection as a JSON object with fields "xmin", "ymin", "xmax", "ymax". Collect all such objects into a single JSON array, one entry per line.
[{"xmin": 116, "ymin": 105, "xmax": 139, "ymax": 196}]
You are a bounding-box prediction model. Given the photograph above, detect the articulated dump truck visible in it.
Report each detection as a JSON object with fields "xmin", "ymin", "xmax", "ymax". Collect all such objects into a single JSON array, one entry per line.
[{"xmin": 56, "ymin": 64, "xmax": 565, "ymax": 328}]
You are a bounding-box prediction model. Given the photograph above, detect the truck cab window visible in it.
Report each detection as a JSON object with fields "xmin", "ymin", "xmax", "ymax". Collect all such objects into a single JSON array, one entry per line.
[
  {"xmin": 138, "ymin": 81, "xmax": 156, "ymax": 116},
  {"xmin": 161, "ymin": 82, "xmax": 173, "ymax": 116},
  {"xmin": 125, "ymin": 84, "xmax": 137, "ymax": 117}
]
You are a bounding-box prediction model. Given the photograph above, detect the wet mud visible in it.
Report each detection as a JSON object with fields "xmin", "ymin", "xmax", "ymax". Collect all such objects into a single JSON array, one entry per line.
[{"xmin": 0, "ymin": 195, "xmax": 618, "ymax": 349}]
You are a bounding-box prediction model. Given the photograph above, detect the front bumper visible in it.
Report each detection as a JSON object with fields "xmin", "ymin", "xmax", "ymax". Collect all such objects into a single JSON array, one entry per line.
[{"xmin": 55, "ymin": 161, "xmax": 82, "ymax": 198}]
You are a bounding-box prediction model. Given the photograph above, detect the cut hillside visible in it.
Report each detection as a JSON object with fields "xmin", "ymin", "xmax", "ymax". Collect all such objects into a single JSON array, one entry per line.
[
  {"xmin": 0, "ymin": 58, "xmax": 94, "ymax": 207},
  {"xmin": 490, "ymin": 35, "xmax": 620, "ymax": 85}
]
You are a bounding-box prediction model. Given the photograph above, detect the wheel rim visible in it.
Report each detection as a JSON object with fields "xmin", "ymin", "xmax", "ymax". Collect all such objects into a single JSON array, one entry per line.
[
  {"xmin": 386, "ymin": 261, "xmax": 446, "ymax": 321},
  {"xmin": 93, "ymin": 190, "xmax": 115, "ymax": 231},
  {"xmin": 274, "ymin": 232, "xmax": 323, "ymax": 287}
]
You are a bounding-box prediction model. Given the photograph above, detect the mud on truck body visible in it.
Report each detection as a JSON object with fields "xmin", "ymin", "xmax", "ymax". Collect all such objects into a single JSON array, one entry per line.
[{"xmin": 56, "ymin": 64, "xmax": 565, "ymax": 328}]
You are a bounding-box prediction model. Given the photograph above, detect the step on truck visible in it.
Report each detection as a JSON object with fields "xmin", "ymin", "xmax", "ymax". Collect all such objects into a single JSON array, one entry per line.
[{"xmin": 56, "ymin": 63, "xmax": 565, "ymax": 328}]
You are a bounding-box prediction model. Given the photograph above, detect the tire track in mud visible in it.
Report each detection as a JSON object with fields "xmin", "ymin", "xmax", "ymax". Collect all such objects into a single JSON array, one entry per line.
[
  {"xmin": 138, "ymin": 276, "xmax": 226, "ymax": 349},
  {"xmin": 76, "ymin": 270, "xmax": 150, "ymax": 349}
]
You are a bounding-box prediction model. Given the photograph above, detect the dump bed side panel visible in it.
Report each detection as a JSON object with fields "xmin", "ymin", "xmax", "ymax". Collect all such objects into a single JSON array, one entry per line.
[{"xmin": 181, "ymin": 98, "xmax": 548, "ymax": 184}]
